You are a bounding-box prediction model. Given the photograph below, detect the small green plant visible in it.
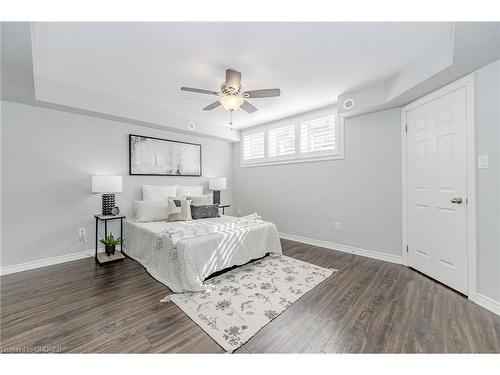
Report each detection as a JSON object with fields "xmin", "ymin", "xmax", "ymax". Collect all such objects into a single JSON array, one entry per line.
[{"xmin": 100, "ymin": 233, "xmax": 121, "ymax": 246}]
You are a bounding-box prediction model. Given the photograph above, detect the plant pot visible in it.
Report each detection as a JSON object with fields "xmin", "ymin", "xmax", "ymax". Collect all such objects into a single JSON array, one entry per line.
[{"xmin": 105, "ymin": 244, "xmax": 116, "ymax": 256}]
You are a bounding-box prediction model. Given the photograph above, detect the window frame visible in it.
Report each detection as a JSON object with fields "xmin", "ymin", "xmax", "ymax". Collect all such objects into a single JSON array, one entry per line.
[{"xmin": 240, "ymin": 108, "xmax": 344, "ymax": 167}]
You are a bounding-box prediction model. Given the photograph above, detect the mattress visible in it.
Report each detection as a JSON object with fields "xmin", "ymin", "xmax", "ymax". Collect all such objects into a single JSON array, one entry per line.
[{"xmin": 122, "ymin": 215, "xmax": 282, "ymax": 292}]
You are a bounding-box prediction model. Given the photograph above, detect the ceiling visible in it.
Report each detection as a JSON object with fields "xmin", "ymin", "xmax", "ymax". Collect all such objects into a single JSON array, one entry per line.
[
  {"xmin": 2, "ymin": 22, "xmax": 499, "ymax": 141},
  {"xmin": 34, "ymin": 23, "xmax": 453, "ymax": 126}
]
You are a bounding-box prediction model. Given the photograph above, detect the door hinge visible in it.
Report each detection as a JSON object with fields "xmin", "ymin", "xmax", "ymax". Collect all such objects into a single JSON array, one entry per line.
[
  {"xmin": 466, "ymin": 197, "xmax": 468, "ymax": 205},
  {"xmin": 405, "ymin": 124, "xmax": 408, "ymax": 132},
  {"xmin": 406, "ymin": 245, "xmax": 409, "ymax": 253}
]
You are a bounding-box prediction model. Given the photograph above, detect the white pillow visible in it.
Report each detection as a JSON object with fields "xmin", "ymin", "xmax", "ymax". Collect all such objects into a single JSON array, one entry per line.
[
  {"xmin": 142, "ymin": 184, "xmax": 177, "ymax": 201},
  {"xmin": 134, "ymin": 200, "xmax": 169, "ymax": 222},
  {"xmin": 178, "ymin": 185, "xmax": 203, "ymax": 197},
  {"xmin": 189, "ymin": 194, "xmax": 213, "ymax": 206}
]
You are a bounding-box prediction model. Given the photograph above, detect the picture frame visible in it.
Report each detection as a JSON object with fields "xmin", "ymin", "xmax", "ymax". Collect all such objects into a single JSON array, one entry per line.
[{"xmin": 129, "ymin": 134, "xmax": 202, "ymax": 176}]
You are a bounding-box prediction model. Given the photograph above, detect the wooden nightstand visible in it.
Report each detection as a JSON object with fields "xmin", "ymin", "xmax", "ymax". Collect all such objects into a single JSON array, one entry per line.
[
  {"xmin": 217, "ymin": 204, "xmax": 230, "ymax": 215},
  {"xmin": 94, "ymin": 214, "xmax": 126, "ymax": 265}
]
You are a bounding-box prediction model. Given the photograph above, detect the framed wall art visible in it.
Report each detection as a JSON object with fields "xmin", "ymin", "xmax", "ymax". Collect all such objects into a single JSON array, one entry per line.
[{"xmin": 129, "ymin": 134, "xmax": 202, "ymax": 176}]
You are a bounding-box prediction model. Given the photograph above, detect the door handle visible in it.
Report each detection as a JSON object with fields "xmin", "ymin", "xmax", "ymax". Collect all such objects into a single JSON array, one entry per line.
[{"xmin": 451, "ymin": 197, "xmax": 463, "ymax": 204}]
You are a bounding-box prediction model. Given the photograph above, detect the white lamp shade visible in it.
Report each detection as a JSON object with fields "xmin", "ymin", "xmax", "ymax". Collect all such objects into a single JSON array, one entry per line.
[
  {"xmin": 92, "ymin": 176, "xmax": 122, "ymax": 193},
  {"xmin": 209, "ymin": 177, "xmax": 227, "ymax": 191}
]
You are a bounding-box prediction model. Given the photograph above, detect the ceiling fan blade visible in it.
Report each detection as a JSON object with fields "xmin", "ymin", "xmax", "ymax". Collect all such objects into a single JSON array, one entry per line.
[
  {"xmin": 245, "ymin": 89, "xmax": 281, "ymax": 98},
  {"xmin": 241, "ymin": 100, "xmax": 258, "ymax": 113},
  {"xmin": 203, "ymin": 101, "xmax": 222, "ymax": 111},
  {"xmin": 181, "ymin": 87, "xmax": 219, "ymax": 95},
  {"xmin": 225, "ymin": 69, "xmax": 242, "ymax": 90}
]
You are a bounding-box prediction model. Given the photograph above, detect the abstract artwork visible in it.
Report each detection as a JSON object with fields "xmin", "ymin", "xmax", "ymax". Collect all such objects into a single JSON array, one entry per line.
[{"xmin": 129, "ymin": 134, "xmax": 201, "ymax": 176}]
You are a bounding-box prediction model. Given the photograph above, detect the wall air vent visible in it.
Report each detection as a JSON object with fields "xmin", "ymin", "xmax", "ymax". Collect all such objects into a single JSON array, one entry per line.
[{"xmin": 343, "ymin": 98, "xmax": 355, "ymax": 110}]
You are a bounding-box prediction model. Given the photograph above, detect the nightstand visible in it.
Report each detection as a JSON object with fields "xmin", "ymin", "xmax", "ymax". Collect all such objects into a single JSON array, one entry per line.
[
  {"xmin": 94, "ymin": 214, "xmax": 126, "ymax": 265},
  {"xmin": 217, "ymin": 204, "xmax": 230, "ymax": 215}
]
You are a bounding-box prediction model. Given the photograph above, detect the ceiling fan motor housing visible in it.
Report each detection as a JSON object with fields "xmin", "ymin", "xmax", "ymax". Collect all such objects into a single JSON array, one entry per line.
[{"xmin": 221, "ymin": 83, "xmax": 241, "ymax": 96}]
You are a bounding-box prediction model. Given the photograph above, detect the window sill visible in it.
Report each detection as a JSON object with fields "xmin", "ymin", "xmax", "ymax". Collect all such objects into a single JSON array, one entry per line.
[{"xmin": 241, "ymin": 153, "xmax": 344, "ymax": 168}]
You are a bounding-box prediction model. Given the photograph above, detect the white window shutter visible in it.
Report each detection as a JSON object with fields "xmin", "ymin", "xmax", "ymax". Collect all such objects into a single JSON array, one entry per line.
[
  {"xmin": 268, "ymin": 124, "xmax": 295, "ymax": 157},
  {"xmin": 300, "ymin": 115, "xmax": 336, "ymax": 154},
  {"xmin": 243, "ymin": 131, "xmax": 265, "ymax": 160}
]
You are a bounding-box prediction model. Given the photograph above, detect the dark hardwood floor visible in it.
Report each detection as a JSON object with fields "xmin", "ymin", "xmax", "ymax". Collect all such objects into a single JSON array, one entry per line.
[{"xmin": 1, "ymin": 239, "xmax": 499, "ymax": 353}]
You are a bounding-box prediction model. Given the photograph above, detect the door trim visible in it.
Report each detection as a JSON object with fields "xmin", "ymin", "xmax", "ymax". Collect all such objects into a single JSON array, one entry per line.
[{"xmin": 401, "ymin": 74, "xmax": 476, "ymax": 297}]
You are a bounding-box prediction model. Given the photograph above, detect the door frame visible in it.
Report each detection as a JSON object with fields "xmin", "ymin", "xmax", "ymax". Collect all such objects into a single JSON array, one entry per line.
[{"xmin": 401, "ymin": 74, "xmax": 476, "ymax": 297}]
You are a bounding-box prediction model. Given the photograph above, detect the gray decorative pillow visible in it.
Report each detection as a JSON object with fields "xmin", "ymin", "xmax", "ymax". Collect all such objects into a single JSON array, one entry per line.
[{"xmin": 191, "ymin": 204, "xmax": 220, "ymax": 220}]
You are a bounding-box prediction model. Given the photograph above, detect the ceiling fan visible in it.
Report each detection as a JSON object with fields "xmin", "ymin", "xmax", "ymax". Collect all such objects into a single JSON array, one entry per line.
[{"xmin": 180, "ymin": 69, "xmax": 281, "ymax": 114}]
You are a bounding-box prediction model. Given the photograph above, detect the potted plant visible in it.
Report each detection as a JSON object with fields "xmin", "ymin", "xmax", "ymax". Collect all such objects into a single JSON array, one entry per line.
[{"xmin": 100, "ymin": 233, "xmax": 121, "ymax": 256}]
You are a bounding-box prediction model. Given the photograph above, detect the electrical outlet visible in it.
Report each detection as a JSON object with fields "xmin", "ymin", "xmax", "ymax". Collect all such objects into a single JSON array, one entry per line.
[
  {"xmin": 478, "ymin": 155, "xmax": 489, "ymax": 169},
  {"xmin": 237, "ymin": 208, "xmax": 242, "ymax": 215},
  {"xmin": 334, "ymin": 222, "xmax": 341, "ymax": 231},
  {"xmin": 79, "ymin": 227, "xmax": 87, "ymax": 242}
]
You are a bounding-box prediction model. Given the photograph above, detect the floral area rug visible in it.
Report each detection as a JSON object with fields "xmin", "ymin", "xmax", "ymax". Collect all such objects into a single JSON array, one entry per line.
[{"xmin": 169, "ymin": 255, "xmax": 336, "ymax": 352}]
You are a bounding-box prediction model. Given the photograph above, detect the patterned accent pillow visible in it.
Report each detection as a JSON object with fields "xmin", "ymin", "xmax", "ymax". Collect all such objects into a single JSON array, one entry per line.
[
  {"xmin": 191, "ymin": 204, "xmax": 220, "ymax": 220},
  {"xmin": 167, "ymin": 198, "xmax": 192, "ymax": 221}
]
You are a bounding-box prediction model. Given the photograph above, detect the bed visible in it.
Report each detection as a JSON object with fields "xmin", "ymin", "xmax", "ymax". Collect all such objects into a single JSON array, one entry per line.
[{"xmin": 122, "ymin": 215, "xmax": 282, "ymax": 292}]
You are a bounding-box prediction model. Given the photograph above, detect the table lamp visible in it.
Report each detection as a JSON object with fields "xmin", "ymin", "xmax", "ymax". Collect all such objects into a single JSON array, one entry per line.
[
  {"xmin": 209, "ymin": 177, "xmax": 226, "ymax": 205},
  {"xmin": 92, "ymin": 175, "xmax": 122, "ymax": 215}
]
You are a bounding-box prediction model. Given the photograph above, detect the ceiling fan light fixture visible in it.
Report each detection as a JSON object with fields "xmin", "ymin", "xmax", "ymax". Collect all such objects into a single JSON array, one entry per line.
[{"xmin": 219, "ymin": 95, "xmax": 244, "ymax": 111}]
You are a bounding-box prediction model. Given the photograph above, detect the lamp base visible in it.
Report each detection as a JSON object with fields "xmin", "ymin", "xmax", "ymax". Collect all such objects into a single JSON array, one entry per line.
[
  {"xmin": 102, "ymin": 194, "xmax": 115, "ymax": 215},
  {"xmin": 213, "ymin": 191, "xmax": 221, "ymax": 205}
]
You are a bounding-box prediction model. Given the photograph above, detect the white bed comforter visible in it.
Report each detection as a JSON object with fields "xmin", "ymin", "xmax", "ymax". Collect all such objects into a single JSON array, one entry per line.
[{"xmin": 122, "ymin": 215, "xmax": 282, "ymax": 292}]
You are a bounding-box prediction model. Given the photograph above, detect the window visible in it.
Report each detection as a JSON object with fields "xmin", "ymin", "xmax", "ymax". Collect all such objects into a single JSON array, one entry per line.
[
  {"xmin": 268, "ymin": 124, "xmax": 295, "ymax": 158},
  {"xmin": 300, "ymin": 115, "xmax": 336, "ymax": 154},
  {"xmin": 241, "ymin": 109, "xmax": 343, "ymax": 166},
  {"xmin": 243, "ymin": 131, "xmax": 265, "ymax": 161}
]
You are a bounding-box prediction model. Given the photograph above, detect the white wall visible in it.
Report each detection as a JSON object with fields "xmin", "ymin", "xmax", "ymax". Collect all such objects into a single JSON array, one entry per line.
[
  {"xmin": 474, "ymin": 59, "xmax": 500, "ymax": 302},
  {"xmin": 1, "ymin": 100, "xmax": 233, "ymax": 267},
  {"xmin": 233, "ymin": 62, "xmax": 500, "ymax": 306},
  {"xmin": 233, "ymin": 108, "xmax": 402, "ymax": 257},
  {"xmin": 2, "ymin": 61, "xmax": 498, "ymax": 306}
]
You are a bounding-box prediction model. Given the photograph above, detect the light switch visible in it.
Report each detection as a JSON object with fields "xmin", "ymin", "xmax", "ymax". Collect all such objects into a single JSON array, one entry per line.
[{"xmin": 478, "ymin": 155, "xmax": 489, "ymax": 169}]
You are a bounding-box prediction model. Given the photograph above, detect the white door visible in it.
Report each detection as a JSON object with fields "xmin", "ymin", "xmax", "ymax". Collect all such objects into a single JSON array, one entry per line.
[{"xmin": 406, "ymin": 86, "xmax": 468, "ymax": 295}]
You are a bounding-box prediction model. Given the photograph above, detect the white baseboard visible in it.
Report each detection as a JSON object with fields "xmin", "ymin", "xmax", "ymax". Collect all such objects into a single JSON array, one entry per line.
[
  {"xmin": 0, "ymin": 247, "xmax": 113, "ymax": 276},
  {"xmin": 469, "ymin": 293, "xmax": 500, "ymax": 316},
  {"xmin": 279, "ymin": 232, "xmax": 402, "ymax": 265}
]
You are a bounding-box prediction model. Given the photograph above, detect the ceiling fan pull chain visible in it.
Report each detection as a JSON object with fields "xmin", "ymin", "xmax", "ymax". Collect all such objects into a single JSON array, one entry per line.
[{"xmin": 229, "ymin": 110, "xmax": 233, "ymax": 129}]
